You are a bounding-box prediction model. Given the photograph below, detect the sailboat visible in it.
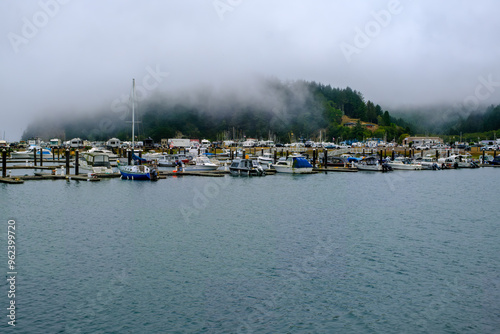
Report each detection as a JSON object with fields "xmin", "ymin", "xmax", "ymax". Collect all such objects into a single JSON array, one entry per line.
[{"xmin": 117, "ymin": 79, "xmax": 158, "ymax": 180}]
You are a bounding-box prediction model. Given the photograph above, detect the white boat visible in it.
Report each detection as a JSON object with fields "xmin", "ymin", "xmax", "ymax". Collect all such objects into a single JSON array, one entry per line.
[
  {"xmin": 356, "ymin": 156, "xmax": 392, "ymax": 171},
  {"xmin": 79, "ymin": 152, "xmax": 114, "ymax": 174},
  {"xmin": 415, "ymin": 156, "xmax": 440, "ymax": 170},
  {"xmin": 157, "ymin": 155, "xmax": 176, "ymax": 167},
  {"xmin": 438, "ymin": 154, "xmax": 479, "ymax": 169},
  {"xmin": 272, "ymin": 156, "xmax": 313, "ymax": 174},
  {"xmin": 84, "ymin": 147, "xmax": 118, "ymax": 159},
  {"xmin": 183, "ymin": 156, "xmax": 218, "ymax": 171},
  {"xmin": 229, "ymin": 159, "xmax": 265, "ymax": 176},
  {"xmin": 386, "ymin": 157, "xmax": 422, "ymax": 170},
  {"xmin": 11, "ymin": 146, "xmax": 53, "ymax": 159},
  {"xmin": 257, "ymin": 153, "xmax": 274, "ymax": 169}
]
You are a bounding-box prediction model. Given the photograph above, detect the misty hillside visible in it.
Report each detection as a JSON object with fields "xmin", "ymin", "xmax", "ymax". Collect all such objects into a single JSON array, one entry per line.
[
  {"xmin": 390, "ymin": 103, "xmax": 500, "ymax": 137},
  {"xmin": 22, "ymin": 78, "xmax": 419, "ymax": 143}
]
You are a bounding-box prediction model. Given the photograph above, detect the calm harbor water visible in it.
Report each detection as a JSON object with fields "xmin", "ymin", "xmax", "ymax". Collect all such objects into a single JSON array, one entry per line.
[{"xmin": 1, "ymin": 168, "xmax": 500, "ymax": 333}]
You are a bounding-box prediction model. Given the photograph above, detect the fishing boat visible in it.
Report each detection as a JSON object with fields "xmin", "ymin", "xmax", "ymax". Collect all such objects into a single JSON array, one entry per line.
[
  {"xmin": 183, "ymin": 156, "xmax": 218, "ymax": 171},
  {"xmin": 229, "ymin": 158, "xmax": 265, "ymax": 176},
  {"xmin": 386, "ymin": 157, "xmax": 422, "ymax": 170},
  {"xmin": 356, "ymin": 156, "xmax": 392, "ymax": 171},
  {"xmin": 272, "ymin": 156, "xmax": 313, "ymax": 174},
  {"xmin": 79, "ymin": 152, "xmax": 114, "ymax": 174}
]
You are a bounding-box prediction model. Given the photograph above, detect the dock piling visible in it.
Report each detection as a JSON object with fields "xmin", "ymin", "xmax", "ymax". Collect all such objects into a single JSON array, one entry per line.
[
  {"xmin": 75, "ymin": 150, "xmax": 79, "ymax": 175},
  {"xmin": 2, "ymin": 149, "xmax": 6, "ymax": 177},
  {"xmin": 34, "ymin": 147, "xmax": 37, "ymax": 166},
  {"xmin": 65, "ymin": 149, "xmax": 70, "ymax": 175}
]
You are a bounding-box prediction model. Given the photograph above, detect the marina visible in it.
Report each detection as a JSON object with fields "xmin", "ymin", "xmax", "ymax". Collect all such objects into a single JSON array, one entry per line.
[{"xmin": 1, "ymin": 145, "xmax": 499, "ymax": 184}]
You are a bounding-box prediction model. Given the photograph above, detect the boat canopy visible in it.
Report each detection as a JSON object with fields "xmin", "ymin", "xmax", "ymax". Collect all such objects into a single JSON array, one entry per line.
[{"xmin": 292, "ymin": 157, "xmax": 312, "ymax": 168}]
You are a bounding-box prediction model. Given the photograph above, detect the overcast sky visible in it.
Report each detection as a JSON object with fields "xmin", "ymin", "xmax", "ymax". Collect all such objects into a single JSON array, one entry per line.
[{"xmin": 2, "ymin": 0, "xmax": 500, "ymax": 141}]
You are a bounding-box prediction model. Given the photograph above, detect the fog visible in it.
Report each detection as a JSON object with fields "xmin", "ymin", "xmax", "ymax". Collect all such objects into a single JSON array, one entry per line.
[{"xmin": 2, "ymin": 0, "xmax": 500, "ymax": 140}]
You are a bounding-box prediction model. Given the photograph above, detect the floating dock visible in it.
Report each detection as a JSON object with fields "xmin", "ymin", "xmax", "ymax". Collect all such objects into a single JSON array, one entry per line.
[
  {"xmin": 313, "ymin": 167, "xmax": 358, "ymax": 172},
  {"xmin": 0, "ymin": 177, "xmax": 24, "ymax": 184}
]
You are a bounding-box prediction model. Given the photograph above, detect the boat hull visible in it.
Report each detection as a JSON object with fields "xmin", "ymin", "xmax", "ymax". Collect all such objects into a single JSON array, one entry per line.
[
  {"xmin": 387, "ymin": 163, "xmax": 422, "ymax": 170},
  {"xmin": 273, "ymin": 166, "xmax": 313, "ymax": 174},
  {"xmin": 356, "ymin": 164, "xmax": 383, "ymax": 171},
  {"xmin": 117, "ymin": 164, "xmax": 154, "ymax": 180},
  {"xmin": 229, "ymin": 168, "xmax": 264, "ymax": 176},
  {"xmin": 119, "ymin": 171, "xmax": 151, "ymax": 180}
]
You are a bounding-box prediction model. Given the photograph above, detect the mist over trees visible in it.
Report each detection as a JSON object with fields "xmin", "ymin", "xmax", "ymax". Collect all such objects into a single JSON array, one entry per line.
[{"xmin": 22, "ymin": 78, "xmax": 419, "ymax": 143}]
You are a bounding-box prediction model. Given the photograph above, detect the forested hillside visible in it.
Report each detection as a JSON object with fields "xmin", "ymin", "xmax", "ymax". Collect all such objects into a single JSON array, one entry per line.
[{"xmin": 22, "ymin": 78, "xmax": 412, "ymax": 143}]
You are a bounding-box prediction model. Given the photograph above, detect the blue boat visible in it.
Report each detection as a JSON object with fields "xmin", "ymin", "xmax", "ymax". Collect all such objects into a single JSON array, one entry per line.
[{"xmin": 117, "ymin": 161, "xmax": 157, "ymax": 180}]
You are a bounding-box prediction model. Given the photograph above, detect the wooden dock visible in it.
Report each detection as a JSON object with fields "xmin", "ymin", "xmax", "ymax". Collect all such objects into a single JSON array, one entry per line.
[
  {"xmin": 160, "ymin": 171, "xmax": 226, "ymax": 177},
  {"xmin": 0, "ymin": 177, "xmax": 24, "ymax": 184},
  {"xmin": 7, "ymin": 164, "xmax": 68, "ymax": 170},
  {"xmin": 313, "ymin": 167, "xmax": 358, "ymax": 172},
  {"xmin": 21, "ymin": 174, "xmax": 100, "ymax": 182}
]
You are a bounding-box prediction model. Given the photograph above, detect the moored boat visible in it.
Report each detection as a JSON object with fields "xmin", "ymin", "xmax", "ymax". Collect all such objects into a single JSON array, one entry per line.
[
  {"xmin": 386, "ymin": 157, "xmax": 422, "ymax": 170},
  {"xmin": 356, "ymin": 156, "xmax": 392, "ymax": 172},
  {"xmin": 438, "ymin": 154, "xmax": 479, "ymax": 169},
  {"xmin": 79, "ymin": 152, "xmax": 114, "ymax": 174},
  {"xmin": 229, "ymin": 158, "xmax": 265, "ymax": 176},
  {"xmin": 257, "ymin": 153, "xmax": 274, "ymax": 169},
  {"xmin": 183, "ymin": 156, "xmax": 218, "ymax": 171},
  {"xmin": 11, "ymin": 146, "xmax": 53, "ymax": 159},
  {"xmin": 272, "ymin": 156, "xmax": 313, "ymax": 174},
  {"xmin": 117, "ymin": 160, "xmax": 157, "ymax": 180},
  {"xmin": 415, "ymin": 156, "xmax": 441, "ymax": 170}
]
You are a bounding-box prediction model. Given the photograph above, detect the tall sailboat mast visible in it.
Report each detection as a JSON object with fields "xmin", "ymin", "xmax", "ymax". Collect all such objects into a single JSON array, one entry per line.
[{"xmin": 132, "ymin": 78, "xmax": 135, "ymax": 149}]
